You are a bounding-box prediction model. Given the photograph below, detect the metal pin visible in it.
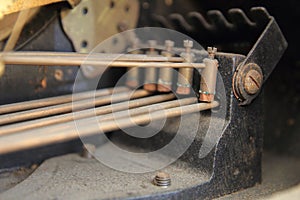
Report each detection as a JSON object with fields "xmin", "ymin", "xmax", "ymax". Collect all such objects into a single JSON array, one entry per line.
[
  {"xmin": 199, "ymin": 47, "xmax": 218, "ymax": 102},
  {"xmin": 126, "ymin": 38, "xmax": 142, "ymax": 88},
  {"xmin": 144, "ymin": 40, "xmax": 158, "ymax": 91},
  {"xmin": 158, "ymin": 40, "xmax": 174, "ymax": 92},
  {"xmin": 176, "ymin": 40, "xmax": 195, "ymax": 95}
]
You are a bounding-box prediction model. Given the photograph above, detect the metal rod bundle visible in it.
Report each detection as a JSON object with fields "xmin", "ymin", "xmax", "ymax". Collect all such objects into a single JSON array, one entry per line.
[
  {"xmin": 0, "ymin": 86, "xmax": 129, "ymax": 115},
  {"xmin": 0, "ymin": 89, "xmax": 151, "ymax": 125},
  {"xmin": 0, "ymin": 95, "xmax": 218, "ymax": 154},
  {"xmin": 0, "ymin": 46, "xmax": 218, "ymax": 102},
  {"xmin": 0, "ymin": 93, "xmax": 176, "ymax": 136}
]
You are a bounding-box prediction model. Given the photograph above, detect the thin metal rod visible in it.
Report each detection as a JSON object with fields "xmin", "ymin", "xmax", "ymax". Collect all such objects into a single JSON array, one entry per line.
[
  {"xmin": 0, "ymin": 86, "xmax": 129, "ymax": 115},
  {"xmin": 4, "ymin": 9, "xmax": 32, "ymax": 51},
  {"xmin": 0, "ymin": 101, "xmax": 219, "ymax": 154},
  {"xmin": 0, "ymin": 53, "xmax": 206, "ymax": 68},
  {"xmin": 1, "ymin": 51, "xmax": 184, "ymax": 62},
  {"xmin": 97, "ymin": 97, "xmax": 198, "ymax": 122},
  {"xmin": 0, "ymin": 89, "xmax": 151, "ymax": 125},
  {"xmin": 0, "ymin": 93, "xmax": 176, "ymax": 135}
]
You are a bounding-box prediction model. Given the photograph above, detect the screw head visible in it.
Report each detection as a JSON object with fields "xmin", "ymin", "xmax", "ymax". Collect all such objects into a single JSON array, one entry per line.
[
  {"xmin": 244, "ymin": 69, "xmax": 263, "ymax": 95},
  {"xmin": 183, "ymin": 40, "xmax": 193, "ymax": 48},
  {"xmin": 207, "ymin": 47, "xmax": 217, "ymax": 59}
]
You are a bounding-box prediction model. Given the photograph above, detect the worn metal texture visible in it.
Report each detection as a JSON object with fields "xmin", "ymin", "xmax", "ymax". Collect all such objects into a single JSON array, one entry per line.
[
  {"xmin": 106, "ymin": 53, "xmax": 262, "ymax": 199},
  {"xmin": 0, "ymin": 53, "xmax": 264, "ymax": 199},
  {"xmin": 60, "ymin": 0, "xmax": 139, "ymax": 78},
  {"xmin": 232, "ymin": 8, "xmax": 288, "ymax": 105},
  {"xmin": 0, "ymin": 8, "xmax": 77, "ymax": 105}
]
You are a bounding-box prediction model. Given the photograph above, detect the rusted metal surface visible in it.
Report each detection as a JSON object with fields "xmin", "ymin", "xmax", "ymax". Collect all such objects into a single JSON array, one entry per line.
[
  {"xmin": 233, "ymin": 63, "xmax": 263, "ymax": 103},
  {"xmin": 244, "ymin": 69, "xmax": 263, "ymax": 95},
  {"xmin": 232, "ymin": 8, "xmax": 287, "ymax": 105}
]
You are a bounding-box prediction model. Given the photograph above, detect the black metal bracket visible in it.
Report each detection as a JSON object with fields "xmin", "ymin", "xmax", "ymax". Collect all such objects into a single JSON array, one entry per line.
[{"xmin": 233, "ymin": 7, "xmax": 288, "ymax": 105}]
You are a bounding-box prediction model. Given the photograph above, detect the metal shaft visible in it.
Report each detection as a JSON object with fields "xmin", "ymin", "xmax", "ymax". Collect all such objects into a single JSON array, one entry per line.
[
  {"xmin": 144, "ymin": 40, "xmax": 159, "ymax": 91},
  {"xmin": 0, "ymin": 90, "xmax": 151, "ymax": 125},
  {"xmin": 1, "ymin": 54, "xmax": 205, "ymax": 68},
  {"xmin": 158, "ymin": 40, "xmax": 174, "ymax": 92},
  {"xmin": 177, "ymin": 40, "xmax": 195, "ymax": 95},
  {"xmin": 126, "ymin": 38, "xmax": 142, "ymax": 88},
  {"xmin": 0, "ymin": 93, "xmax": 176, "ymax": 135},
  {"xmin": 0, "ymin": 101, "xmax": 219, "ymax": 154},
  {"xmin": 199, "ymin": 47, "xmax": 218, "ymax": 102},
  {"xmin": 0, "ymin": 86, "xmax": 129, "ymax": 115},
  {"xmin": 1, "ymin": 51, "xmax": 184, "ymax": 62}
]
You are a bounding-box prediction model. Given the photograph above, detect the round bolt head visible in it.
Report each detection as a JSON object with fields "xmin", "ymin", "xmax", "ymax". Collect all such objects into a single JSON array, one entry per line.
[{"xmin": 244, "ymin": 69, "xmax": 263, "ymax": 95}]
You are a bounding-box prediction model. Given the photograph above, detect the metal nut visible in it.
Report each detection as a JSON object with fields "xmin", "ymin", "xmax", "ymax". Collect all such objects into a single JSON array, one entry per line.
[{"xmin": 244, "ymin": 69, "xmax": 263, "ymax": 95}]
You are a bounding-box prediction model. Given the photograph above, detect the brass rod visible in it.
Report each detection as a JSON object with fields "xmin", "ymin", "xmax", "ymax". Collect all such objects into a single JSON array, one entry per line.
[
  {"xmin": 0, "ymin": 90, "xmax": 151, "ymax": 125},
  {"xmin": 0, "ymin": 101, "xmax": 218, "ymax": 154},
  {"xmin": 0, "ymin": 86, "xmax": 129, "ymax": 115},
  {"xmin": 98, "ymin": 97, "xmax": 198, "ymax": 122},
  {"xmin": 0, "ymin": 51, "xmax": 184, "ymax": 62},
  {"xmin": 0, "ymin": 93, "xmax": 176, "ymax": 136},
  {"xmin": 0, "ymin": 53, "xmax": 206, "ymax": 68}
]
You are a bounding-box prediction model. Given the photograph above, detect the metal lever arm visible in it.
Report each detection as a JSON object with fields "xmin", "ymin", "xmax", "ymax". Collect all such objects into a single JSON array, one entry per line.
[{"xmin": 233, "ymin": 7, "xmax": 288, "ymax": 105}]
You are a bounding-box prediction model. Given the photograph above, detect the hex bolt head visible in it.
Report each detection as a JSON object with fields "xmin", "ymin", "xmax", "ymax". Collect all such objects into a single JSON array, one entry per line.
[
  {"xmin": 244, "ymin": 69, "xmax": 263, "ymax": 95},
  {"xmin": 153, "ymin": 172, "xmax": 171, "ymax": 188}
]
